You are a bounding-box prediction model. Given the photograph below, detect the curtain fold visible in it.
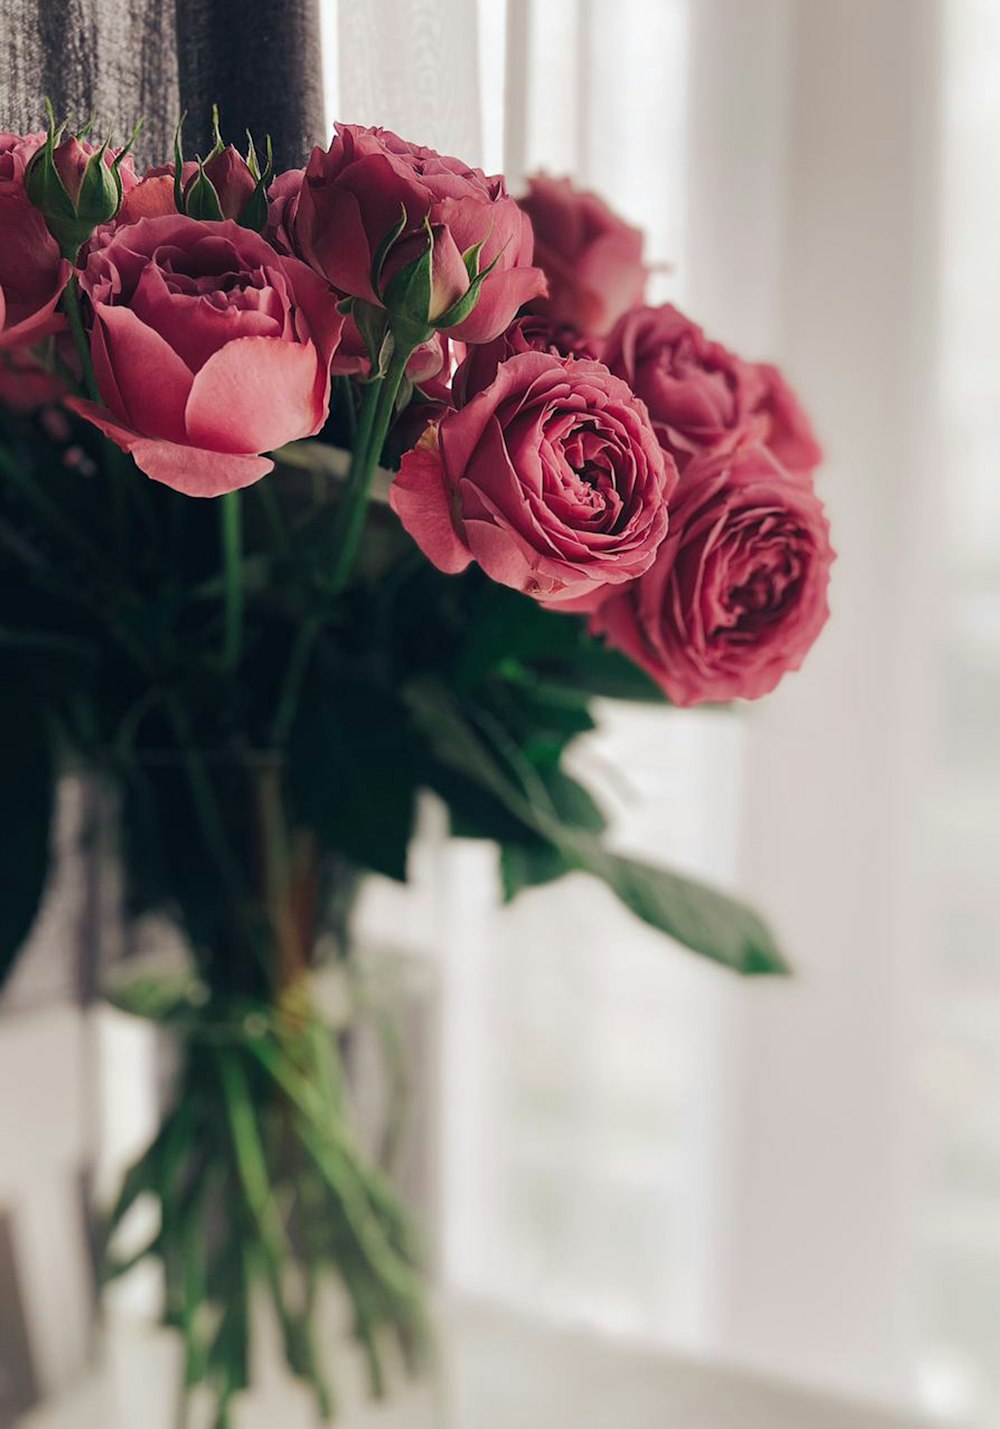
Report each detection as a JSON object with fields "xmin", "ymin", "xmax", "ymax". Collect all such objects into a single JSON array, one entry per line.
[{"xmin": 1, "ymin": 0, "xmax": 324, "ymax": 169}]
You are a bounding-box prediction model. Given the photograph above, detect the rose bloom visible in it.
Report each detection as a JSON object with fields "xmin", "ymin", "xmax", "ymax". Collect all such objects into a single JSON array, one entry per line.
[
  {"xmin": 68, "ymin": 214, "xmax": 344, "ymax": 496},
  {"xmin": 591, "ymin": 443, "xmax": 834, "ymax": 706},
  {"xmin": 518, "ymin": 174, "xmax": 647, "ymax": 339},
  {"xmin": 452, "ymin": 312, "xmax": 601, "ymax": 406},
  {"xmin": 602, "ymin": 303, "xmax": 765, "ymax": 474},
  {"xmin": 293, "ymin": 123, "xmax": 546, "ymax": 343},
  {"xmin": 390, "ymin": 350, "xmax": 676, "ymax": 607},
  {"xmin": 0, "ymin": 135, "xmax": 70, "ymax": 350}
]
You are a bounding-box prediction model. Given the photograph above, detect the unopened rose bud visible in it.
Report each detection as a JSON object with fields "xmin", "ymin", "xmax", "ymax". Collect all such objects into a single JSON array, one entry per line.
[
  {"xmin": 174, "ymin": 110, "xmax": 272, "ymax": 231},
  {"xmin": 379, "ymin": 221, "xmax": 495, "ymax": 346},
  {"xmin": 199, "ymin": 145, "xmax": 257, "ymax": 220},
  {"xmin": 25, "ymin": 111, "xmax": 137, "ymax": 258}
]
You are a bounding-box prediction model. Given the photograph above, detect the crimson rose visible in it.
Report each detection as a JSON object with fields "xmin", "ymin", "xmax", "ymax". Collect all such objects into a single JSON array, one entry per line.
[
  {"xmin": 602, "ymin": 303, "xmax": 764, "ymax": 473},
  {"xmin": 293, "ymin": 124, "xmax": 546, "ymax": 343},
  {"xmin": 69, "ymin": 214, "xmax": 344, "ymax": 495},
  {"xmin": 390, "ymin": 351, "xmax": 676, "ymax": 607},
  {"xmin": 518, "ymin": 174, "xmax": 647, "ymax": 339},
  {"xmin": 591, "ymin": 444, "xmax": 833, "ymax": 705}
]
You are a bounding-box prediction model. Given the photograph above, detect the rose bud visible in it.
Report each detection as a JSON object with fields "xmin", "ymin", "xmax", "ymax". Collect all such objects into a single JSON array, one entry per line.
[
  {"xmin": 380, "ymin": 222, "xmax": 474, "ymax": 333},
  {"xmin": 453, "ymin": 312, "xmax": 601, "ymax": 405},
  {"xmin": 67, "ymin": 214, "xmax": 345, "ymax": 496},
  {"xmin": 128, "ymin": 112, "xmax": 273, "ymax": 232},
  {"xmin": 26, "ymin": 117, "xmax": 139, "ymax": 259},
  {"xmin": 293, "ymin": 123, "xmax": 546, "ymax": 344},
  {"xmin": 390, "ymin": 350, "xmax": 676, "ymax": 608},
  {"xmin": 518, "ymin": 174, "xmax": 648, "ymax": 339},
  {"xmin": 602, "ymin": 303, "xmax": 766, "ymax": 474},
  {"xmin": 591, "ymin": 443, "xmax": 834, "ymax": 706}
]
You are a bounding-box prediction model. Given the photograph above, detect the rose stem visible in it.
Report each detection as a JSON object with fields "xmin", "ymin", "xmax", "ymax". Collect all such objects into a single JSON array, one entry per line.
[
  {"xmin": 327, "ymin": 340, "xmax": 411, "ymax": 596},
  {"xmin": 220, "ymin": 490, "xmax": 243, "ymax": 671}
]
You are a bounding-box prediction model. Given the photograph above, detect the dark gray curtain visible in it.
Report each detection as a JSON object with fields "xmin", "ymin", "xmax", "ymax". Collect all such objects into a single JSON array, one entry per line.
[{"xmin": 0, "ymin": 0, "xmax": 325, "ymax": 170}]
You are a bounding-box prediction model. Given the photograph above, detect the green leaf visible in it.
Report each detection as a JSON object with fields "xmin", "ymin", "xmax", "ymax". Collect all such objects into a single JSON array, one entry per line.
[
  {"xmin": 453, "ymin": 582, "xmax": 666, "ymax": 704},
  {"xmin": 563, "ymin": 837, "xmax": 790, "ymax": 976},
  {"xmin": 382, "ymin": 219, "xmax": 434, "ymax": 328},
  {"xmin": 184, "ymin": 162, "xmax": 224, "ymax": 221},
  {"xmin": 0, "ymin": 697, "xmax": 54, "ymax": 985},
  {"xmin": 500, "ymin": 840, "xmax": 572, "ymax": 900},
  {"xmin": 404, "ymin": 677, "xmax": 788, "ymax": 976},
  {"xmin": 370, "ymin": 204, "xmax": 409, "ymax": 297},
  {"xmin": 435, "ymin": 249, "xmax": 501, "ymax": 330},
  {"xmin": 461, "ymin": 239, "xmax": 486, "ymax": 283},
  {"xmin": 288, "ymin": 683, "xmax": 419, "ymax": 881}
]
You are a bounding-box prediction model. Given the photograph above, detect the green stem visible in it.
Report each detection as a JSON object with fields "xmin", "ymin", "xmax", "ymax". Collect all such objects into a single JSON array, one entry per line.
[
  {"xmin": 220, "ymin": 492, "xmax": 243, "ymax": 671},
  {"xmin": 62, "ymin": 276, "xmax": 99, "ymax": 403},
  {"xmin": 328, "ymin": 342, "xmax": 411, "ymax": 596},
  {"xmin": 335, "ymin": 373, "xmax": 358, "ymax": 448},
  {"xmin": 270, "ymin": 341, "xmax": 414, "ymax": 746}
]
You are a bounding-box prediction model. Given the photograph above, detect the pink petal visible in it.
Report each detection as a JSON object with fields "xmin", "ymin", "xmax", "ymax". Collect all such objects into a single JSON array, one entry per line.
[
  {"xmin": 93, "ymin": 305, "xmax": 192, "ymax": 442},
  {"xmin": 186, "ymin": 336, "xmax": 322, "ymax": 455},
  {"xmin": 66, "ymin": 398, "xmax": 271, "ymax": 496},
  {"xmin": 390, "ymin": 427, "xmax": 472, "ymax": 575}
]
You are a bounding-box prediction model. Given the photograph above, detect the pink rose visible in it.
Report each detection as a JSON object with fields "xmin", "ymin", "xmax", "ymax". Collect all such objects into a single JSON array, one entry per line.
[
  {"xmin": 0, "ymin": 179, "xmax": 70, "ymax": 350},
  {"xmin": 67, "ymin": 214, "xmax": 344, "ymax": 496},
  {"xmin": 602, "ymin": 303, "xmax": 765, "ymax": 473},
  {"xmin": 749, "ymin": 362, "xmax": 823, "ymax": 479},
  {"xmin": 591, "ymin": 444, "xmax": 834, "ymax": 705},
  {"xmin": 293, "ymin": 124, "xmax": 546, "ymax": 343},
  {"xmin": 518, "ymin": 175, "xmax": 647, "ymax": 339},
  {"xmin": 390, "ymin": 350, "xmax": 676, "ymax": 607},
  {"xmin": 452, "ymin": 312, "xmax": 601, "ymax": 406}
]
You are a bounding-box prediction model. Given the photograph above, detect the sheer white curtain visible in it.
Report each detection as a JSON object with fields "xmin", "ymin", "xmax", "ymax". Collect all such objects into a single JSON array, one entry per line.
[{"xmin": 329, "ymin": 2, "xmax": 999, "ymax": 1421}]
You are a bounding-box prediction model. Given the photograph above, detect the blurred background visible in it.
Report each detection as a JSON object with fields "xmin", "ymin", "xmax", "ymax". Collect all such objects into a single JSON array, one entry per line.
[{"xmin": 2, "ymin": 0, "xmax": 999, "ymax": 1425}]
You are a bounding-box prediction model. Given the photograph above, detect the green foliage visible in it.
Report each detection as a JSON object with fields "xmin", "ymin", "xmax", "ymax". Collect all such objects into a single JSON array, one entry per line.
[
  {"xmin": 404, "ymin": 676, "xmax": 788, "ymax": 977},
  {"xmin": 288, "ymin": 681, "xmax": 419, "ymax": 882},
  {"xmin": 0, "ymin": 384, "xmax": 785, "ymax": 990}
]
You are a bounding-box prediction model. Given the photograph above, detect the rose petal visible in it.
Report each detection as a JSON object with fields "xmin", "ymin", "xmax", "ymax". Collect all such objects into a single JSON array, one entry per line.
[
  {"xmin": 66, "ymin": 398, "xmax": 272, "ymax": 495},
  {"xmin": 390, "ymin": 426, "xmax": 472, "ymax": 575},
  {"xmin": 93, "ymin": 305, "xmax": 192, "ymax": 442},
  {"xmin": 186, "ymin": 335, "xmax": 322, "ymax": 455}
]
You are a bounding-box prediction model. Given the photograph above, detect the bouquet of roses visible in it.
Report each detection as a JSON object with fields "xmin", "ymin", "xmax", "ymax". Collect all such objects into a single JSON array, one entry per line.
[{"xmin": 0, "ymin": 107, "xmax": 833, "ymax": 1424}]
